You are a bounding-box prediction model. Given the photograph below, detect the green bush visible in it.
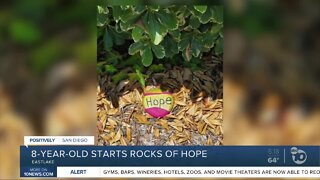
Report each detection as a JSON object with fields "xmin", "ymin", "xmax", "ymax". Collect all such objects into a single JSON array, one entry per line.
[{"xmin": 97, "ymin": 5, "xmax": 223, "ymax": 84}]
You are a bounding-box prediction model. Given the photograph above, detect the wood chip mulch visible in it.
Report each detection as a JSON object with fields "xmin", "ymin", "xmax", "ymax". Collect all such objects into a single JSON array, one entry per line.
[{"xmin": 97, "ymin": 57, "xmax": 223, "ymax": 146}]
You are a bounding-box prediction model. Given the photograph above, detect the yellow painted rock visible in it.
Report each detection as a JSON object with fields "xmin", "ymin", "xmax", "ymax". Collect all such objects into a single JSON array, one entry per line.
[{"xmin": 143, "ymin": 88, "xmax": 174, "ymax": 118}]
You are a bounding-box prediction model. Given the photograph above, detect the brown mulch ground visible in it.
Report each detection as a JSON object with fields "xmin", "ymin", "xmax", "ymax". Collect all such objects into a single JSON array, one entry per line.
[{"xmin": 97, "ymin": 57, "xmax": 223, "ymax": 146}]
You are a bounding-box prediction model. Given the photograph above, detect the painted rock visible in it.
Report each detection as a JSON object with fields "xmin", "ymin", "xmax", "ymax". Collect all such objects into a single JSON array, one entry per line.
[{"xmin": 143, "ymin": 88, "xmax": 174, "ymax": 118}]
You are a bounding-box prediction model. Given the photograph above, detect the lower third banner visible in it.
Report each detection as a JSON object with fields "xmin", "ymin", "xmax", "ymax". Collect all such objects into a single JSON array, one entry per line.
[{"xmin": 20, "ymin": 146, "xmax": 320, "ymax": 178}]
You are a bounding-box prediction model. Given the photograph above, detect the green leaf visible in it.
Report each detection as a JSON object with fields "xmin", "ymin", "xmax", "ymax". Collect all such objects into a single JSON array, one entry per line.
[
  {"xmin": 113, "ymin": 6, "xmax": 134, "ymax": 23},
  {"xmin": 112, "ymin": 6, "xmax": 122, "ymax": 22},
  {"xmin": 133, "ymin": 5, "xmax": 146, "ymax": 13},
  {"xmin": 97, "ymin": 62, "xmax": 104, "ymax": 74},
  {"xmin": 112, "ymin": 71, "xmax": 127, "ymax": 84},
  {"xmin": 149, "ymin": 5, "xmax": 160, "ymax": 11},
  {"xmin": 189, "ymin": 15, "xmax": 201, "ymax": 28},
  {"xmin": 104, "ymin": 29, "xmax": 113, "ymax": 50},
  {"xmin": 191, "ymin": 37, "xmax": 202, "ymax": 57},
  {"xmin": 199, "ymin": 8, "xmax": 213, "ymax": 24},
  {"xmin": 132, "ymin": 26, "xmax": 144, "ymax": 42},
  {"xmin": 169, "ymin": 29, "xmax": 181, "ymax": 40},
  {"xmin": 211, "ymin": 6, "xmax": 223, "ymax": 24},
  {"xmin": 120, "ymin": 6, "xmax": 130, "ymax": 10},
  {"xmin": 97, "ymin": 6, "xmax": 104, "ymax": 14},
  {"xmin": 194, "ymin": 6, "xmax": 207, "ymax": 14},
  {"xmin": 178, "ymin": 33, "xmax": 192, "ymax": 51},
  {"xmin": 156, "ymin": 10, "xmax": 178, "ymax": 30},
  {"xmin": 151, "ymin": 44, "xmax": 165, "ymax": 59},
  {"xmin": 109, "ymin": 28, "xmax": 127, "ymax": 46},
  {"xmin": 135, "ymin": 69, "xmax": 145, "ymax": 88},
  {"xmin": 202, "ymin": 31, "xmax": 219, "ymax": 48},
  {"xmin": 149, "ymin": 64, "xmax": 165, "ymax": 73},
  {"xmin": 182, "ymin": 44, "xmax": 191, "ymax": 62},
  {"xmin": 140, "ymin": 47, "xmax": 153, "ymax": 66},
  {"xmin": 97, "ymin": 6, "xmax": 108, "ymax": 14},
  {"xmin": 119, "ymin": 21, "xmax": 134, "ymax": 31},
  {"xmin": 105, "ymin": 64, "xmax": 118, "ymax": 74},
  {"xmin": 128, "ymin": 73, "xmax": 138, "ymax": 81},
  {"xmin": 133, "ymin": 64, "xmax": 144, "ymax": 72},
  {"xmin": 119, "ymin": 54, "xmax": 141, "ymax": 67},
  {"xmin": 97, "ymin": 6, "xmax": 109, "ymax": 27},
  {"xmin": 142, "ymin": 12, "xmax": 167, "ymax": 45},
  {"xmin": 97, "ymin": 13, "xmax": 108, "ymax": 27},
  {"xmin": 214, "ymin": 37, "xmax": 223, "ymax": 55},
  {"xmin": 105, "ymin": 51, "xmax": 121, "ymax": 65},
  {"xmin": 183, "ymin": 59, "xmax": 202, "ymax": 71},
  {"xmin": 189, "ymin": 7, "xmax": 202, "ymax": 19},
  {"xmin": 161, "ymin": 36, "xmax": 179, "ymax": 58},
  {"xmin": 128, "ymin": 42, "xmax": 143, "ymax": 55},
  {"xmin": 179, "ymin": 33, "xmax": 193, "ymax": 61},
  {"xmin": 119, "ymin": 14, "xmax": 140, "ymax": 31},
  {"xmin": 211, "ymin": 23, "xmax": 223, "ymax": 34}
]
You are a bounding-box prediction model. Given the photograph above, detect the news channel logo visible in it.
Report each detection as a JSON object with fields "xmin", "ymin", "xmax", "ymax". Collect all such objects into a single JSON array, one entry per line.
[{"xmin": 290, "ymin": 147, "xmax": 307, "ymax": 165}]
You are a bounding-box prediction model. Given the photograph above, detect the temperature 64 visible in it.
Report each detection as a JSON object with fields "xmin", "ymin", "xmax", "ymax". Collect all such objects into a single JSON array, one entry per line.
[{"xmin": 268, "ymin": 157, "xmax": 279, "ymax": 163}]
